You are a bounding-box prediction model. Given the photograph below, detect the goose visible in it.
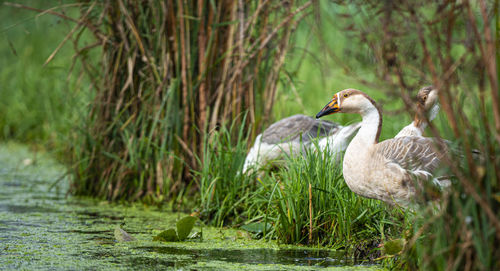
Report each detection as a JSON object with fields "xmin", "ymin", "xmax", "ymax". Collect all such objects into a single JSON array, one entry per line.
[
  {"xmin": 316, "ymin": 89, "xmax": 449, "ymax": 206},
  {"xmin": 242, "ymin": 114, "xmax": 360, "ymax": 174},
  {"xmin": 396, "ymin": 86, "xmax": 439, "ymax": 138},
  {"xmin": 396, "ymin": 86, "xmax": 483, "ymax": 164}
]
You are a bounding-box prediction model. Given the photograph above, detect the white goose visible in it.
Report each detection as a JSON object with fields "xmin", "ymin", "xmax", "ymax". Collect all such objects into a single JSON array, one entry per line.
[
  {"xmin": 396, "ymin": 86, "xmax": 439, "ymax": 138},
  {"xmin": 316, "ymin": 89, "xmax": 448, "ymax": 206},
  {"xmin": 242, "ymin": 114, "xmax": 360, "ymax": 174}
]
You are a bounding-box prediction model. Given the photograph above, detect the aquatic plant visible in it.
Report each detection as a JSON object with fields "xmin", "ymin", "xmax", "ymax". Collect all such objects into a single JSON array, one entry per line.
[{"xmin": 153, "ymin": 216, "xmax": 198, "ymax": 242}]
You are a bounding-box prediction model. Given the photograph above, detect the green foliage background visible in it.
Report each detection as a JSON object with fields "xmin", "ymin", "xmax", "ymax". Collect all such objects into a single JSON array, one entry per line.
[{"xmin": 0, "ymin": 1, "xmax": 91, "ymax": 149}]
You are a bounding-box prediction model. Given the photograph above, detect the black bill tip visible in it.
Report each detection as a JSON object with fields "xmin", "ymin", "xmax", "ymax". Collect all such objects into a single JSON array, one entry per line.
[{"xmin": 316, "ymin": 106, "xmax": 336, "ymax": 119}]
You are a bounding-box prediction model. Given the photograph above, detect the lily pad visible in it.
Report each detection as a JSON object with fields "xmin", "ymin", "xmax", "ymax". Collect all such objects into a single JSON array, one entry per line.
[
  {"xmin": 176, "ymin": 216, "xmax": 197, "ymax": 240},
  {"xmin": 153, "ymin": 228, "xmax": 178, "ymax": 242},
  {"xmin": 383, "ymin": 238, "xmax": 405, "ymax": 255},
  {"xmin": 114, "ymin": 226, "xmax": 136, "ymax": 242}
]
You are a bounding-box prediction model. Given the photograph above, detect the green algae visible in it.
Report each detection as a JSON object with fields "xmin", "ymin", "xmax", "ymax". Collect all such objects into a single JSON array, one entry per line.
[{"xmin": 0, "ymin": 143, "xmax": 382, "ymax": 270}]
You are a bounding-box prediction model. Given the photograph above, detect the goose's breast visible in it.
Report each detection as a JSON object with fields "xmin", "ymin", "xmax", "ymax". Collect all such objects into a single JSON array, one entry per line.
[
  {"xmin": 342, "ymin": 149, "xmax": 375, "ymax": 197},
  {"xmin": 343, "ymin": 150, "xmax": 414, "ymax": 203}
]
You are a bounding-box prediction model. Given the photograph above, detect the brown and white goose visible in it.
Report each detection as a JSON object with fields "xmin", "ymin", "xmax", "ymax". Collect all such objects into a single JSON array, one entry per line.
[
  {"xmin": 396, "ymin": 86, "xmax": 439, "ymax": 138},
  {"xmin": 316, "ymin": 89, "xmax": 448, "ymax": 206},
  {"xmin": 242, "ymin": 114, "xmax": 360, "ymax": 174}
]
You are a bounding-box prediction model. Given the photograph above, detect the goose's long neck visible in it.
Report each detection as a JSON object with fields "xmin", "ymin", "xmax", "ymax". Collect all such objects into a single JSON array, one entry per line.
[
  {"xmin": 352, "ymin": 103, "xmax": 382, "ymax": 145},
  {"xmin": 414, "ymin": 103, "xmax": 439, "ymax": 131}
]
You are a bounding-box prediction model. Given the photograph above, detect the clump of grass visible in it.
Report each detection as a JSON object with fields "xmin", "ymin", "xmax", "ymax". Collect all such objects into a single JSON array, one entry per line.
[{"xmin": 261, "ymin": 143, "xmax": 403, "ymax": 250}]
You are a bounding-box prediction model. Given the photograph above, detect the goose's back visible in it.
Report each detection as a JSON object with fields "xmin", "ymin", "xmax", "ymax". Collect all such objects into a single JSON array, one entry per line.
[
  {"xmin": 261, "ymin": 114, "xmax": 339, "ymax": 144},
  {"xmin": 376, "ymin": 136, "xmax": 445, "ymax": 176}
]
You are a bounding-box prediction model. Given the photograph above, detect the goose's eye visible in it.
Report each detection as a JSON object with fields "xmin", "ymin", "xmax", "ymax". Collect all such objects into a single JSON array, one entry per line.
[
  {"xmin": 343, "ymin": 93, "xmax": 349, "ymax": 98},
  {"xmin": 422, "ymin": 95, "xmax": 427, "ymax": 101}
]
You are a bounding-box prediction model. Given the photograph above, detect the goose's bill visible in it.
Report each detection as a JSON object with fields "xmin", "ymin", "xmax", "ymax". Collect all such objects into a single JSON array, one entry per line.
[{"xmin": 316, "ymin": 98, "xmax": 339, "ymax": 118}]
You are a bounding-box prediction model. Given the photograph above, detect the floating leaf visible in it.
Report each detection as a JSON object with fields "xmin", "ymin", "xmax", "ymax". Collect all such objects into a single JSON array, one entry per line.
[
  {"xmin": 114, "ymin": 226, "xmax": 136, "ymax": 242},
  {"xmin": 383, "ymin": 238, "xmax": 405, "ymax": 255},
  {"xmin": 176, "ymin": 216, "xmax": 197, "ymax": 240},
  {"xmin": 241, "ymin": 222, "xmax": 271, "ymax": 234},
  {"xmin": 153, "ymin": 228, "xmax": 178, "ymax": 242}
]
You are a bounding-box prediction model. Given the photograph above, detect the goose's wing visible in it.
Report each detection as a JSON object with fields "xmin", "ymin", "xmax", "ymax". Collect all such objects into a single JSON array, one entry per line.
[
  {"xmin": 261, "ymin": 114, "xmax": 339, "ymax": 144},
  {"xmin": 376, "ymin": 136, "xmax": 446, "ymax": 179},
  {"xmin": 395, "ymin": 123, "xmax": 423, "ymax": 138}
]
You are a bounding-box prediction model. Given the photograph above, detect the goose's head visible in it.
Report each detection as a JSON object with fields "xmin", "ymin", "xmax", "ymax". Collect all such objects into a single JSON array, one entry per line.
[
  {"xmin": 416, "ymin": 86, "xmax": 439, "ymax": 121},
  {"xmin": 417, "ymin": 86, "xmax": 438, "ymax": 111},
  {"xmin": 316, "ymin": 89, "xmax": 378, "ymax": 118}
]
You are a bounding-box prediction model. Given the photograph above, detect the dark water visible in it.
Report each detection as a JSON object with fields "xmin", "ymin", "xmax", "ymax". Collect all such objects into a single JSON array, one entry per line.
[
  {"xmin": 0, "ymin": 144, "xmax": 379, "ymax": 270},
  {"xmin": 138, "ymin": 247, "xmax": 350, "ymax": 267}
]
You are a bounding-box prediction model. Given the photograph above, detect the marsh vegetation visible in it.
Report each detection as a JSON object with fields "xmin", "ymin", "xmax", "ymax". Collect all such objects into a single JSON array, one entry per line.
[{"xmin": 1, "ymin": 0, "xmax": 499, "ymax": 269}]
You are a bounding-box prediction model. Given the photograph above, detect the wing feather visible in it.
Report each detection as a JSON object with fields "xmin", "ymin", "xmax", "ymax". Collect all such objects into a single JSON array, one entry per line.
[{"xmin": 376, "ymin": 136, "xmax": 446, "ymax": 178}]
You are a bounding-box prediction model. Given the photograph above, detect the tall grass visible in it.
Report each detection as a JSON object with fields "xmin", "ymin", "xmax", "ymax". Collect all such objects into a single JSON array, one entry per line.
[
  {"xmin": 62, "ymin": 1, "xmax": 312, "ymax": 201},
  {"xmin": 196, "ymin": 115, "xmax": 258, "ymax": 227}
]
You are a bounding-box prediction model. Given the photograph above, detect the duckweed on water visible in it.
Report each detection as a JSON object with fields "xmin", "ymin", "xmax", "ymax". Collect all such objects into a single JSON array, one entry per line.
[{"xmin": 0, "ymin": 143, "xmax": 381, "ymax": 270}]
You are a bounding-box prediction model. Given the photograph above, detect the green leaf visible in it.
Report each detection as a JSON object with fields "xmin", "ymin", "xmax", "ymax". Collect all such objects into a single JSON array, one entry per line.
[
  {"xmin": 153, "ymin": 228, "xmax": 178, "ymax": 242},
  {"xmin": 383, "ymin": 238, "xmax": 405, "ymax": 255},
  {"xmin": 114, "ymin": 226, "xmax": 136, "ymax": 242},
  {"xmin": 176, "ymin": 216, "xmax": 197, "ymax": 241},
  {"xmin": 241, "ymin": 222, "xmax": 272, "ymax": 234}
]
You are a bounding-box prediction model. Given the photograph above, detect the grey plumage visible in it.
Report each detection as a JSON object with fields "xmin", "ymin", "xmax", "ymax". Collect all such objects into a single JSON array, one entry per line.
[
  {"xmin": 377, "ymin": 136, "xmax": 445, "ymax": 180},
  {"xmin": 242, "ymin": 114, "xmax": 359, "ymax": 174},
  {"xmin": 261, "ymin": 114, "xmax": 339, "ymax": 144}
]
